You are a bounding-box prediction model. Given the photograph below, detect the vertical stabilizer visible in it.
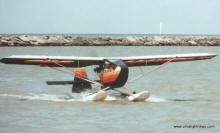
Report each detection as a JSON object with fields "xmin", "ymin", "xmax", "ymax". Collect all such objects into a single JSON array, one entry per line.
[{"xmin": 72, "ymin": 68, "xmax": 92, "ymax": 93}]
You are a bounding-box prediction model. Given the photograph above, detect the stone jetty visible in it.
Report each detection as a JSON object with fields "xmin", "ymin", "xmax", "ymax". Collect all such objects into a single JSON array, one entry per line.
[{"xmin": 0, "ymin": 35, "xmax": 220, "ymax": 46}]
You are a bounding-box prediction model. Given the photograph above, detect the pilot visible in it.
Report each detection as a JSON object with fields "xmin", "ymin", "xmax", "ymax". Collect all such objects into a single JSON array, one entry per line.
[{"xmin": 109, "ymin": 66, "xmax": 114, "ymax": 72}]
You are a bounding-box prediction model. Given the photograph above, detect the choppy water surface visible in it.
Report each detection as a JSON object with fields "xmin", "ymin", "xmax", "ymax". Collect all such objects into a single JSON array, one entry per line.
[{"xmin": 0, "ymin": 46, "xmax": 220, "ymax": 133}]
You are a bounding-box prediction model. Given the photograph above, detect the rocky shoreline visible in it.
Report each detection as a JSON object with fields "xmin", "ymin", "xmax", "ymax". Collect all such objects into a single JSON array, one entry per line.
[{"xmin": 0, "ymin": 35, "xmax": 220, "ymax": 46}]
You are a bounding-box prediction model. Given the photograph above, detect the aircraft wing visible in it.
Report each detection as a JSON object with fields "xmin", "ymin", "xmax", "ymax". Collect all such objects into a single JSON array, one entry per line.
[{"xmin": 0, "ymin": 53, "xmax": 217, "ymax": 67}]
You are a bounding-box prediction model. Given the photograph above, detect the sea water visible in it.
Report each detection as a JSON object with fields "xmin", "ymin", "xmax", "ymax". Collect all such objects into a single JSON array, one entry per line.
[{"xmin": 0, "ymin": 46, "xmax": 219, "ymax": 133}]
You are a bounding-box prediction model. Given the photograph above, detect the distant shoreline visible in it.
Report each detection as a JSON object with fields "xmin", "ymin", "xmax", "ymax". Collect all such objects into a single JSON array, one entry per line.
[
  {"xmin": 0, "ymin": 35, "xmax": 220, "ymax": 46},
  {"xmin": 1, "ymin": 33, "xmax": 220, "ymax": 37}
]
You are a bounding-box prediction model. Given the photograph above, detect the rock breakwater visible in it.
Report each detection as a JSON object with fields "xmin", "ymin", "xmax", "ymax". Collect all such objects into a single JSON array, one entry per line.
[{"xmin": 0, "ymin": 35, "xmax": 220, "ymax": 46}]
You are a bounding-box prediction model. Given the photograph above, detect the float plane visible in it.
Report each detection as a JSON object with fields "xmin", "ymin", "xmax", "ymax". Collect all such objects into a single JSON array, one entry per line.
[{"xmin": 0, "ymin": 53, "xmax": 217, "ymax": 101}]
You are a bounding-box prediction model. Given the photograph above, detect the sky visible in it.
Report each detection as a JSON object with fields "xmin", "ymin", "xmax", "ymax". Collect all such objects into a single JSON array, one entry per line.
[{"xmin": 0, "ymin": 0, "xmax": 220, "ymax": 34}]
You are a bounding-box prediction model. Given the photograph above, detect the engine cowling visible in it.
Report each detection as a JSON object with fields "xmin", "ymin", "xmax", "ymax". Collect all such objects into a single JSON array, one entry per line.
[{"xmin": 99, "ymin": 59, "xmax": 128, "ymax": 89}]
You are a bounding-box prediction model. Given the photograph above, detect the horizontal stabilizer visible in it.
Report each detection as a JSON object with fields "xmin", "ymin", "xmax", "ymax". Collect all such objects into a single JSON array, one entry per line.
[{"xmin": 46, "ymin": 81, "xmax": 74, "ymax": 85}]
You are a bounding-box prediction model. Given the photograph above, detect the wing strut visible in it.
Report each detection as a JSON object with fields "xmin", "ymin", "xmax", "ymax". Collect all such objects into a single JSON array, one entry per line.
[{"xmin": 127, "ymin": 58, "xmax": 175, "ymax": 84}]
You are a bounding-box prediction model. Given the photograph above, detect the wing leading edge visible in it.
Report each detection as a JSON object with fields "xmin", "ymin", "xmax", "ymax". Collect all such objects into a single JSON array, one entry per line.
[
  {"xmin": 121, "ymin": 53, "xmax": 217, "ymax": 67},
  {"xmin": 0, "ymin": 53, "xmax": 217, "ymax": 67}
]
